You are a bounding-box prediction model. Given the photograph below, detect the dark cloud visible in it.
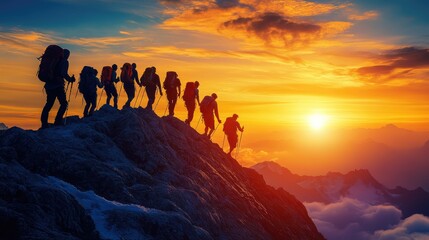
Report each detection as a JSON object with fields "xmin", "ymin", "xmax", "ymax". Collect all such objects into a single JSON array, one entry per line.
[
  {"xmin": 305, "ymin": 198, "xmax": 403, "ymax": 240},
  {"xmin": 216, "ymin": 0, "xmax": 240, "ymax": 9},
  {"xmin": 375, "ymin": 214, "xmax": 429, "ymax": 239},
  {"xmin": 384, "ymin": 47, "xmax": 429, "ymax": 68},
  {"xmin": 356, "ymin": 65, "xmax": 395, "ymax": 76},
  {"xmin": 223, "ymin": 12, "xmax": 321, "ymax": 46},
  {"xmin": 356, "ymin": 47, "xmax": 429, "ymax": 82}
]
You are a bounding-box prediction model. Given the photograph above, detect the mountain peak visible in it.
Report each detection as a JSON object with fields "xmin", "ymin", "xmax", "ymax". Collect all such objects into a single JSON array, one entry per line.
[
  {"xmin": 0, "ymin": 106, "xmax": 324, "ymax": 240},
  {"xmin": 383, "ymin": 123, "xmax": 399, "ymax": 129},
  {"xmin": 251, "ymin": 161, "xmax": 291, "ymax": 175},
  {"xmin": 0, "ymin": 122, "xmax": 7, "ymax": 130}
]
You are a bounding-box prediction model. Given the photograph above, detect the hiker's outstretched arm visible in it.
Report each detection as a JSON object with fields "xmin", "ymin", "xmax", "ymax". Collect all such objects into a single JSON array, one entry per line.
[
  {"xmin": 214, "ymin": 103, "xmax": 221, "ymax": 122},
  {"xmin": 61, "ymin": 61, "xmax": 73, "ymax": 82},
  {"xmin": 238, "ymin": 123, "xmax": 244, "ymax": 132}
]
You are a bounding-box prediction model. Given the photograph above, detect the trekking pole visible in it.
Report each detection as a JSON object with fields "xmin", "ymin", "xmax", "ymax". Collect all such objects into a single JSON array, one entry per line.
[
  {"xmin": 154, "ymin": 95, "xmax": 162, "ymax": 111},
  {"xmin": 134, "ymin": 86, "xmax": 142, "ymax": 108},
  {"xmin": 65, "ymin": 81, "xmax": 70, "ymax": 94},
  {"xmin": 163, "ymin": 104, "xmax": 168, "ymax": 116},
  {"xmin": 195, "ymin": 114, "xmax": 202, "ymax": 130},
  {"xmin": 211, "ymin": 122, "xmax": 221, "ymax": 139},
  {"xmin": 235, "ymin": 129, "xmax": 244, "ymax": 159},
  {"xmin": 138, "ymin": 90, "xmax": 146, "ymax": 107},
  {"xmin": 97, "ymin": 88, "xmax": 104, "ymax": 109},
  {"xmin": 222, "ymin": 133, "xmax": 226, "ymax": 150},
  {"xmin": 118, "ymin": 82, "xmax": 123, "ymax": 98},
  {"xmin": 75, "ymin": 85, "xmax": 79, "ymax": 98},
  {"xmin": 64, "ymin": 82, "xmax": 74, "ymax": 125}
]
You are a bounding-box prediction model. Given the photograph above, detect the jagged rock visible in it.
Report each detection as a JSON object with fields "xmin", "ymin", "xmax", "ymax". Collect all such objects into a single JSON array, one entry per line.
[
  {"xmin": 0, "ymin": 123, "xmax": 7, "ymax": 130},
  {"xmin": 0, "ymin": 105, "xmax": 324, "ymax": 240}
]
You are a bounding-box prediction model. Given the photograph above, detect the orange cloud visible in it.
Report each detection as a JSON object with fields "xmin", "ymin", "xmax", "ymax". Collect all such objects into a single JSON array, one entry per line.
[
  {"xmin": 0, "ymin": 30, "xmax": 54, "ymax": 55},
  {"xmin": 355, "ymin": 47, "xmax": 429, "ymax": 83},
  {"xmin": 349, "ymin": 10, "xmax": 379, "ymax": 21},
  {"xmin": 160, "ymin": 0, "xmax": 353, "ymax": 48}
]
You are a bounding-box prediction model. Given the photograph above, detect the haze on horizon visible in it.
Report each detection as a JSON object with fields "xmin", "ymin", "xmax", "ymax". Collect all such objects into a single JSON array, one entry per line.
[{"xmin": 1, "ymin": 0, "xmax": 429, "ymax": 177}]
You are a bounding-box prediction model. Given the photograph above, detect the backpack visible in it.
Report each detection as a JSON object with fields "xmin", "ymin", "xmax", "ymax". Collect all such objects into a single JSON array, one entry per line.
[
  {"xmin": 101, "ymin": 66, "xmax": 113, "ymax": 84},
  {"xmin": 78, "ymin": 66, "xmax": 96, "ymax": 94},
  {"xmin": 200, "ymin": 96, "xmax": 213, "ymax": 113},
  {"xmin": 163, "ymin": 71, "xmax": 177, "ymax": 89},
  {"xmin": 223, "ymin": 117, "xmax": 235, "ymax": 134},
  {"xmin": 121, "ymin": 63, "xmax": 133, "ymax": 84},
  {"xmin": 182, "ymin": 82, "xmax": 195, "ymax": 101},
  {"xmin": 37, "ymin": 45, "xmax": 64, "ymax": 82},
  {"xmin": 140, "ymin": 67, "xmax": 154, "ymax": 87}
]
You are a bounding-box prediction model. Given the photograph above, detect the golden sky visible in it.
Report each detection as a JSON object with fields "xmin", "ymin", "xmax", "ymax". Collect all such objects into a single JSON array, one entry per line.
[{"xmin": 1, "ymin": 0, "xmax": 429, "ymax": 172}]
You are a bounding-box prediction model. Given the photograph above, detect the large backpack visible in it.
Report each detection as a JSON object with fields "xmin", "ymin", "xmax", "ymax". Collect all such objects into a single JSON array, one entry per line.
[
  {"xmin": 121, "ymin": 63, "xmax": 133, "ymax": 84},
  {"xmin": 78, "ymin": 66, "xmax": 95, "ymax": 94},
  {"xmin": 182, "ymin": 82, "xmax": 195, "ymax": 102},
  {"xmin": 140, "ymin": 67, "xmax": 155, "ymax": 87},
  {"xmin": 200, "ymin": 96, "xmax": 213, "ymax": 113},
  {"xmin": 101, "ymin": 66, "xmax": 113, "ymax": 84},
  {"xmin": 37, "ymin": 45, "xmax": 63, "ymax": 82},
  {"xmin": 163, "ymin": 71, "xmax": 177, "ymax": 89},
  {"xmin": 223, "ymin": 117, "xmax": 235, "ymax": 134}
]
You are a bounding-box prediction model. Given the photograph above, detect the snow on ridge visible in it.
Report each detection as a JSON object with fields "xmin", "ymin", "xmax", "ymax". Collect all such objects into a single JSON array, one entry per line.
[
  {"xmin": 48, "ymin": 176, "xmax": 181, "ymax": 240},
  {"xmin": 346, "ymin": 180, "xmax": 384, "ymax": 204}
]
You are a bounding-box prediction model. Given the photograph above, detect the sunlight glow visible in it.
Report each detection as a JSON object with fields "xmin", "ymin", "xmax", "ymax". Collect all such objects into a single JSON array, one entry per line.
[{"xmin": 308, "ymin": 113, "xmax": 329, "ymax": 131}]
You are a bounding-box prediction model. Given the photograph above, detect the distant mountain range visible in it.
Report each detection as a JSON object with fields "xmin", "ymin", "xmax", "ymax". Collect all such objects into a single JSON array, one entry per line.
[
  {"xmin": 252, "ymin": 161, "xmax": 429, "ymax": 218},
  {"xmin": 0, "ymin": 123, "xmax": 7, "ymax": 130},
  {"xmin": 346, "ymin": 124, "xmax": 429, "ymax": 149}
]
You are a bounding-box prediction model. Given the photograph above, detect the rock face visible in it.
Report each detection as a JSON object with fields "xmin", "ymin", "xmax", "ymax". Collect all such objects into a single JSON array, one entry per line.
[
  {"xmin": 252, "ymin": 161, "xmax": 429, "ymax": 218},
  {"xmin": 0, "ymin": 106, "xmax": 324, "ymax": 240}
]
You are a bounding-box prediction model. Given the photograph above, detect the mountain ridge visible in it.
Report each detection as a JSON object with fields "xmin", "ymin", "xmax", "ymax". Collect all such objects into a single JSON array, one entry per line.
[
  {"xmin": 0, "ymin": 106, "xmax": 324, "ymax": 240},
  {"xmin": 252, "ymin": 161, "xmax": 429, "ymax": 218}
]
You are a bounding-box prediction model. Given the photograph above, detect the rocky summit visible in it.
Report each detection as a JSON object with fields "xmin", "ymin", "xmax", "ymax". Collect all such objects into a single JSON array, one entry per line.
[{"xmin": 0, "ymin": 106, "xmax": 324, "ymax": 240}]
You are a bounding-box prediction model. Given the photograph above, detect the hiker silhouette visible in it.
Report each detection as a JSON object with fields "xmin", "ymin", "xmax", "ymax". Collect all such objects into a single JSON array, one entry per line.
[
  {"xmin": 79, "ymin": 66, "xmax": 103, "ymax": 117},
  {"xmin": 40, "ymin": 47, "xmax": 76, "ymax": 129},
  {"xmin": 183, "ymin": 81, "xmax": 200, "ymax": 125},
  {"xmin": 200, "ymin": 93, "xmax": 221, "ymax": 138},
  {"xmin": 141, "ymin": 66, "xmax": 162, "ymax": 110},
  {"xmin": 121, "ymin": 63, "xmax": 141, "ymax": 108},
  {"xmin": 163, "ymin": 71, "xmax": 181, "ymax": 116},
  {"xmin": 223, "ymin": 114, "xmax": 244, "ymax": 155},
  {"xmin": 102, "ymin": 64, "xmax": 119, "ymax": 109}
]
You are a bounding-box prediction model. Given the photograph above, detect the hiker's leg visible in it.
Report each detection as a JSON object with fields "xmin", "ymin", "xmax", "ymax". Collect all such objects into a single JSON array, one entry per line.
[
  {"xmin": 41, "ymin": 88, "xmax": 56, "ymax": 127},
  {"xmin": 106, "ymin": 88, "xmax": 112, "ymax": 105},
  {"xmin": 89, "ymin": 94, "xmax": 96, "ymax": 116},
  {"xmin": 83, "ymin": 95, "xmax": 90, "ymax": 117},
  {"xmin": 54, "ymin": 87, "xmax": 68, "ymax": 125},
  {"xmin": 170, "ymin": 97, "xmax": 177, "ymax": 115},
  {"xmin": 188, "ymin": 102, "xmax": 195, "ymax": 123},
  {"xmin": 146, "ymin": 89, "xmax": 155, "ymax": 110},
  {"xmin": 112, "ymin": 87, "xmax": 118, "ymax": 108}
]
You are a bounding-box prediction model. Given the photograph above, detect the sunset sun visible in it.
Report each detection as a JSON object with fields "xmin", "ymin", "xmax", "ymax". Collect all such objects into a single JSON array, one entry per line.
[{"xmin": 308, "ymin": 113, "xmax": 329, "ymax": 131}]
